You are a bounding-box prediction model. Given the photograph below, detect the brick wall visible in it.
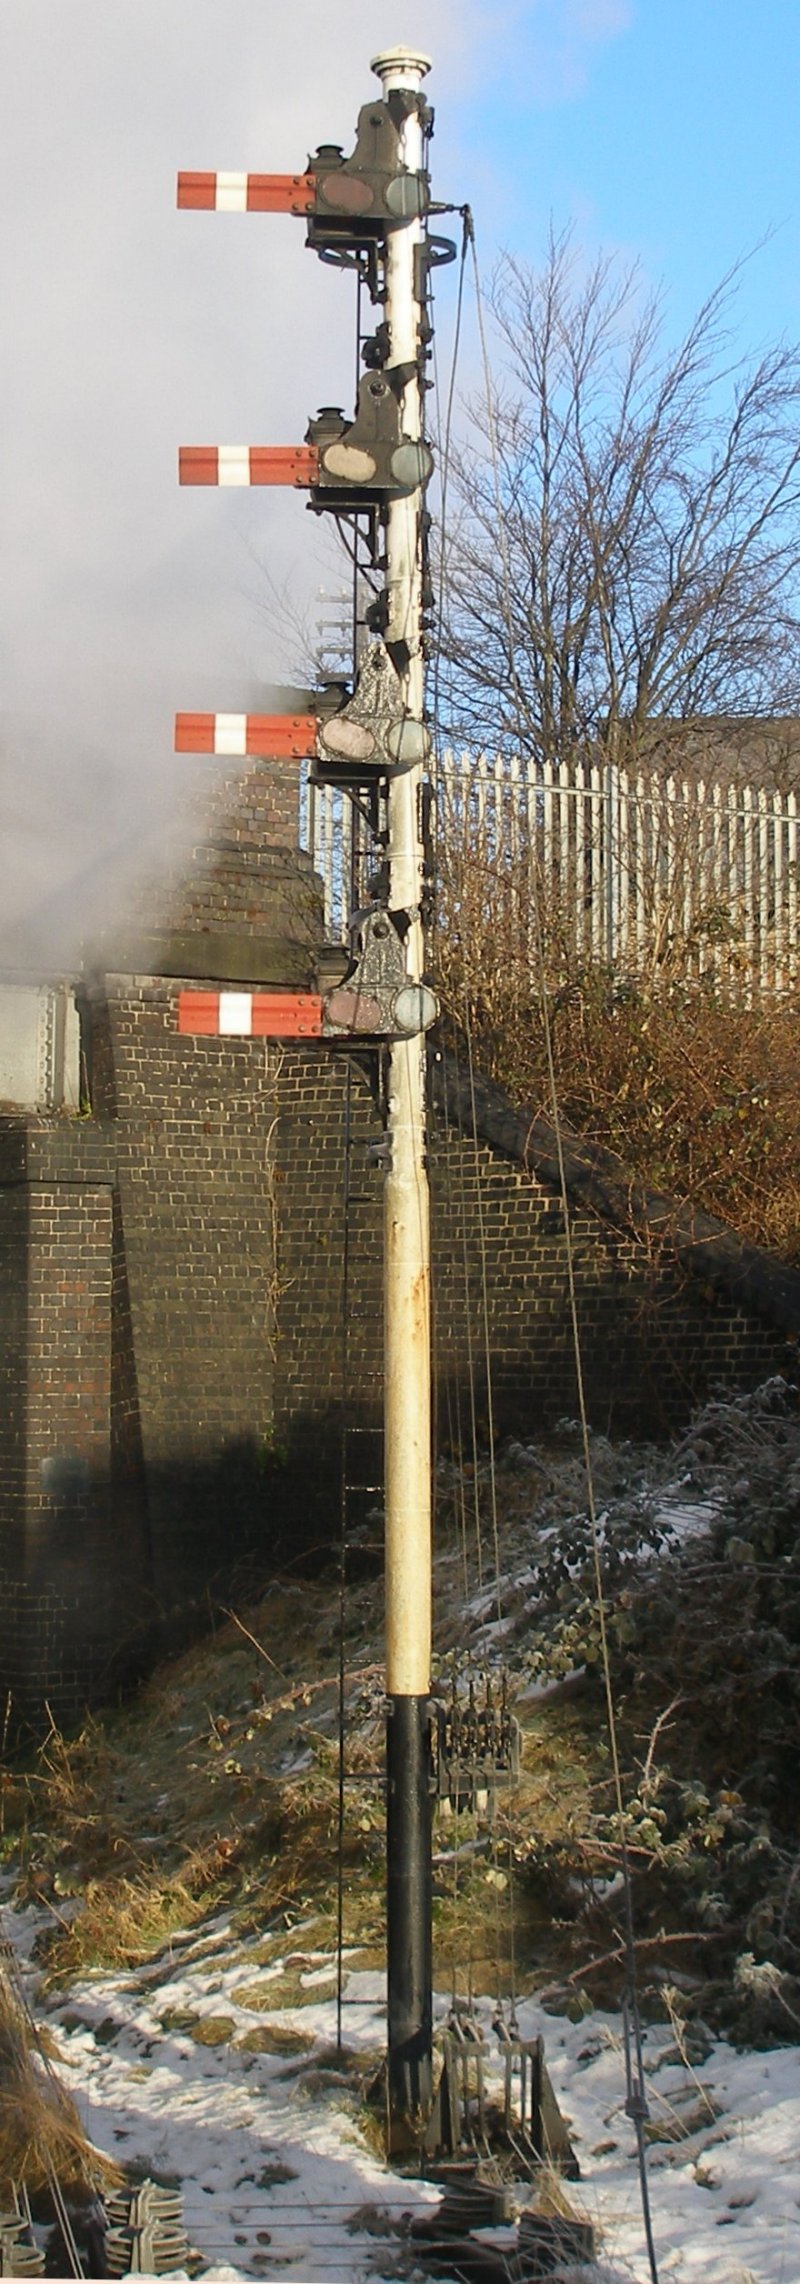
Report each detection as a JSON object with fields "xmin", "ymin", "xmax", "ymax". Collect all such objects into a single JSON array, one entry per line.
[
  {"xmin": 0, "ymin": 1572, "xmax": 88, "ymax": 1733},
  {"xmin": 105, "ymin": 758, "xmax": 322, "ymax": 986},
  {"xmin": 267, "ymin": 1048, "xmax": 384, "ymax": 1535},
  {"xmin": 0, "ymin": 1119, "xmax": 144, "ymax": 1726},
  {"xmin": 0, "ymin": 1027, "xmax": 789, "ymax": 1729},
  {"xmin": 427, "ymin": 1125, "xmax": 789, "ymax": 1435},
  {"xmin": 1, "ymin": 738, "xmax": 793, "ymax": 1729},
  {"xmin": 185, "ymin": 755, "xmax": 304, "ymax": 860},
  {"xmin": 89, "ymin": 975, "xmax": 281, "ymax": 1608},
  {"xmin": 271, "ymin": 1049, "xmax": 790, "ymax": 1472},
  {"xmin": 83, "ymin": 750, "xmax": 320, "ymax": 1610},
  {"xmin": 0, "ymin": 1184, "xmax": 28, "ymax": 1569},
  {"xmin": 0, "ymin": 758, "xmax": 313, "ymax": 1728}
]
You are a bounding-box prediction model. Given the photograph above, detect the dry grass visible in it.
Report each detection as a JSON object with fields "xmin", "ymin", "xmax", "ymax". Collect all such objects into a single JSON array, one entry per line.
[
  {"xmin": 0, "ymin": 1977, "xmax": 120, "ymax": 2201},
  {"xmin": 15, "ymin": 1562, "xmax": 608, "ymax": 2012},
  {"xmin": 236, "ymin": 2023, "xmax": 315, "ymax": 2056},
  {"xmin": 23, "ymin": 1465, "xmax": 741, "ymax": 2032},
  {"xmin": 431, "ymin": 1769, "xmax": 601, "ymax": 2004},
  {"xmin": 37, "ymin": 1853, "xmax": 229, "ymax": 1986},
  {"xmin": 436, "ymin": 829, "xmax": 800, "ymax": 1263},
  {"xmin": 23, "ymin": 1711, "xmax": 134, "ymax": 1879},
  {"xmin": 232, "ymin": 1968, "xmax": 335, "ymax": 2012}
]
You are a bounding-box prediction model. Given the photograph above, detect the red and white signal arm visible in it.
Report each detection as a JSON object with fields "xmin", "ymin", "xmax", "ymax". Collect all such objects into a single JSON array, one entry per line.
[{"xmin": 178, "ymin": 990, "xmax": 323, "ymax": 1039}]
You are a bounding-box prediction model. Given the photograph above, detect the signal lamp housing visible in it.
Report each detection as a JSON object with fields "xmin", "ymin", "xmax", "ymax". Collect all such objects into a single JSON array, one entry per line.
[
  {"xmin": 308, "ymin": 375, "xmax": 433, "ymax": 506},
  {"xmin": 306, "ymin": 99, "xmax": 429, "ymax": 258}
]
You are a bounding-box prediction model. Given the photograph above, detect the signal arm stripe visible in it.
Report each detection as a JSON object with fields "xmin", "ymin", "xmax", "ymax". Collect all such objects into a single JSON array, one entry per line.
[
  {"xmin": 215, "ymin": 172, "xmax": 249, "ymax": 212},
  {"xmin": 218, "ymin": 446, "xmax": 252, "ymax": 487},
  {"xmin": 218, "ymin": 991, "xmax": 253, "ymax": 1035},
  {"xmin": 214, "ymin": 714, "xmax": 248, "ymax": 756}
]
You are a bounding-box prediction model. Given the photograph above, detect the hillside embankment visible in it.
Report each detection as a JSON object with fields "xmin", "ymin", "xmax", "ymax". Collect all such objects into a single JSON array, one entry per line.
[{"xmin": 5, "ymin": 1379, "xmax": 798, "ymax": 2054}]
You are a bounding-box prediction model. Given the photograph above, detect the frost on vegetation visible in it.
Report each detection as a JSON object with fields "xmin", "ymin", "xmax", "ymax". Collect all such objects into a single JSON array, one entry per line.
[
  {"xmin": 437, "ymin": 1379, "xmax": 800, "ymax": 2041},
  {"xmin": 2, "ymin": 1393, "xmax": 800, "ymax": 2274},
  {"xmin": 4, "ymin": 1373, "xmax": 800, "ymax": 2284}
]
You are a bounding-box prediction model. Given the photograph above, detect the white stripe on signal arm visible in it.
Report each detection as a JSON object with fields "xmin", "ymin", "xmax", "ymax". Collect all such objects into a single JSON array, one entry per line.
[
  {"xmin": 214, "ymin": 171, "xmax": 249, "ymax": 212},
  {"xmin": 212, "ymin": 714, "xmax": 249, "ymax": 756},
  {"xmin": 217, "ymin": 445, "xmax": 252, "ymax": 486},
  {"xmin": 218, "ymin": 991, "xmax": 253, "ymax": 1034}
]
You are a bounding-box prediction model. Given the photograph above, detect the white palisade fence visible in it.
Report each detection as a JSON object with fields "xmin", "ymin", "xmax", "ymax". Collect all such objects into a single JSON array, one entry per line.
[{"xmin": 305, "ymin": 749, "xmax": 800, "ymax": 992}]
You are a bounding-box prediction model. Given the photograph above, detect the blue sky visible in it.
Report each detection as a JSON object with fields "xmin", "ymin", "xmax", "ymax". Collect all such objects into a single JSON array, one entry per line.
[
  {"xmin": 2, "ymin": 1, "xmax": 799, "ymax": 959},
  {"xmin": 446, "ymin": 1, "xmax": 800, "ymax": 349}
]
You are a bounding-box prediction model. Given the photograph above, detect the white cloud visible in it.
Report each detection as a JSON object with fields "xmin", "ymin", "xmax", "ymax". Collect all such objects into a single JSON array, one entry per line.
[{"xmin": 471, "ymin": 0, "xmax": 632, "ymax": 103}]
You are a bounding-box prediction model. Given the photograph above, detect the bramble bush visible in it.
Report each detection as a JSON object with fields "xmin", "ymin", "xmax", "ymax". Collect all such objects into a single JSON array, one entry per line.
[
  {"xmin": 494, "ymin": 1383, "xmax": 800, "ymax": 2035},
  {"xmin": 435, "ymin": 865, "xmax": 800, "ymax": 1266}
]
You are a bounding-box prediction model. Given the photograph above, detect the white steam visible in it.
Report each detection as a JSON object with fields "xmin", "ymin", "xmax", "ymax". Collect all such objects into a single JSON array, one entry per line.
[{"xmin": 0, "ymin": 0, "xmax": 629, "ymax": 971}]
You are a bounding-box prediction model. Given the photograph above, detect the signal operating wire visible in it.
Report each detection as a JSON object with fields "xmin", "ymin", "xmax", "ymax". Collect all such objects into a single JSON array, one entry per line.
[
  {"xmin": 428, "ymin": 205, "xmax": 513, "ymax": 2017},
  {"xmin": 463, "ymin": 997, "xmax": 502, "ymax": 1606},
  {"xmin": 464, "ymin": 225, "xmax": 661, "ymax": 2284},
  {"xmin": 429, "ymin": 207, "xmax": 500, "ymax": 1609},
  {"xmin": 336, "ymin": 1056, "xmax": 353, "ymax": 2058}
]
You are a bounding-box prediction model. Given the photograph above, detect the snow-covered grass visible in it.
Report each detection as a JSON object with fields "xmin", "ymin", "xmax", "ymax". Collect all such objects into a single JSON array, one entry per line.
[
  {"xmin": 6, "ymin": 1382, "xmax": 800, "ymax": 2278},
  {"xmin": 4, "ymin": 1890, "xmax": 798, "ymax": 2283}
]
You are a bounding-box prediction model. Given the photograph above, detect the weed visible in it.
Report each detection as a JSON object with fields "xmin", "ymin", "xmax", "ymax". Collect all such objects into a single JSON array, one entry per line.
[
  {"xmin": 37, "ymin": 1854, "xmax": 229, "ymax": 1985},
  {"xmin": 0, "ymin": 1978, "xmax": 120, "ymax": 2200}
]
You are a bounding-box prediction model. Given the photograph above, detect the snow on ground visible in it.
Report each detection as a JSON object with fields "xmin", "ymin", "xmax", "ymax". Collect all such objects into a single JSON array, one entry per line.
[
  {"xmin": 9, "ymin": 1388, "xmax": 800, "ymax": 2279},
  {"xmin": 8, "ymin": 1898, "xmax": 800, "ymax": 2283}
]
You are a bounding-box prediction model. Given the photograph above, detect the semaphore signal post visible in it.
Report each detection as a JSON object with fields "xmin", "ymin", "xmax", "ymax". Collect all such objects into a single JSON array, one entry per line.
[
  {"xmin": 174, "ymin": 49, "xmax": 582, "ymax": 2192},
  {"xmin": 176, "ymin": 45, "xmax": 442, "ymax": 2139}
]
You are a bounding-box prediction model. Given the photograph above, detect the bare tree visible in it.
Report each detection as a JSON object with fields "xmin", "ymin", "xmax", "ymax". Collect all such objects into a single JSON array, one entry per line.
[{"xmin": 440, "ymin": 231, "xmax": 800, "ymax": 756}]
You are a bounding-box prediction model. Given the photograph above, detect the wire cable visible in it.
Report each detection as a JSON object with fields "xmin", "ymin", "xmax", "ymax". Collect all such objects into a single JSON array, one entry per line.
[
  {"xmin": 463, "ymin": 998, "xmax": 502, "ymax": 1605},
  {"xmin": 464, "ymin": 225, "xmax": 661, "ymax": 2284},
  {"xmin": 335, "ymin": 1057, "xmax": 354, "ymax": 2059},
  {"xmin": 428, "ymin": 203, "xmax": 521, "ymax": 2031},
  {"xmin": 428, "ymin": 206, "xmax": 499, "ymax": 1604}
]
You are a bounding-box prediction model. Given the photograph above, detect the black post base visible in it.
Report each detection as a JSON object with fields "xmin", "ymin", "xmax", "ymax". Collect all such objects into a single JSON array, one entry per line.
[{"xmin": 386, "ymin": 1692, "xmax": 433, "ymax": 2132}]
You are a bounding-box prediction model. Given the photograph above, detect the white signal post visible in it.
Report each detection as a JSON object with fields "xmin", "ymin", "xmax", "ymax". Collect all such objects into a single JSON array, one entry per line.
[
  {"xmin": 176, "ymin": 43, "xmax": 439, "ymax": 2138},
  {"xmin": 370, "ymin": 45, "xmax": 435, "ymax": 2132}
]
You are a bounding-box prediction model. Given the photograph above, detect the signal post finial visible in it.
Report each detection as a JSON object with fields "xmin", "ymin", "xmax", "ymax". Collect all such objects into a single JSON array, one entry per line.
[{"xmin": 370, "ymin": 47, "xmax": 432, "ymax": 90}]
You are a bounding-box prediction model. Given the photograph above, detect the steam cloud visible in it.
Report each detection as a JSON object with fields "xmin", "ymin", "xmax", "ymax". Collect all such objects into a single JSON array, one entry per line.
[{"xmin": 0, "ymin": 0, "xmax": 629, "ymax": 972}]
